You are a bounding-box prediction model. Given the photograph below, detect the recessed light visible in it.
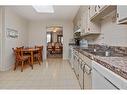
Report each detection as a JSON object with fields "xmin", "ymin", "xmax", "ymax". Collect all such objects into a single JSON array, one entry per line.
[{"xmin": 32, "ymin": 5, "xmax": 54, "ymax": 13}]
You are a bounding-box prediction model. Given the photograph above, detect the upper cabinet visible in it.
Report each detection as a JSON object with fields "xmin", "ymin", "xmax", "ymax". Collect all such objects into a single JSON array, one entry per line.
[
  {"xmin": 97, "ymin": 5, "xmax": 108, "ymax": 12},
  {"xmin": 73, "ymin": 6, "xmax": 101, "ymax": 37},
  {"xmin": 90, "ymin": 5, "xmax": 116, "ymax": 22},
  {"xmin": 117, "ymin": 6, "xmax": 127, "ymax": 24},
  {"xmin": 90, "ymin": 5, "xmax": 98, "ymax": 19},
  {"xmin": 81, "ymin": 6, "xmax": 101, "ymax": 36}
]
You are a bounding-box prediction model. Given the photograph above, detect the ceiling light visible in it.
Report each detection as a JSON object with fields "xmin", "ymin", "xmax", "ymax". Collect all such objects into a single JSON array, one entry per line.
[{"xmin": 32, "ymin": 5, "xmax": 54, "ymax": 13}]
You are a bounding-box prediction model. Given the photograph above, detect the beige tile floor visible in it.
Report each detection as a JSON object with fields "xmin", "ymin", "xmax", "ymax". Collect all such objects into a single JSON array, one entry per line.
[{"xmin": 0, "ymin": 58, "xmax": 80, "ymax": 89}]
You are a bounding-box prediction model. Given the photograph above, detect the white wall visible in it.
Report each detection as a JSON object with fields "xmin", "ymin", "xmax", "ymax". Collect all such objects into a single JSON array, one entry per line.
[
  {"xmin": 0, "ymin": 7, "xmax": 3, "ymax": 70},
  {"xmin": 0, "ymin": 7, "xmax": 28, "ymax": 71},
  {"xmin": 93, "ymin": 11, "xmax": 127, "ymax": 46},
  {"xmin": 28, "ymin": 20, "xmax": 73, "ymax": 60}
]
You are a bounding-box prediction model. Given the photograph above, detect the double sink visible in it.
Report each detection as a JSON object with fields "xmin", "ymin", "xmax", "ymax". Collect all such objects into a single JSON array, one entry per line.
[{"xmin": 82, "ymin": 48, "xmax": 127, "ymax": 57}]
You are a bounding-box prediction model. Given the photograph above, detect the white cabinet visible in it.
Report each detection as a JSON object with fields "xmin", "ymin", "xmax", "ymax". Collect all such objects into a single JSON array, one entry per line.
[
  {"xmin": 117, "ymin": 6, "xmax": 127, "ymax": 24},
  {"xmin": 87, "ymin": 6, "xmax": 101, "ymax": 35},
  {"xmin": 81, "ymin": 7, "xmax": 89, "ymax": 35},
  {"xmin": 90, "ymin": 5, "xmax": 98, "ymax": 19},
  {"xmin": 92, "ymin": 68, "xmax": 118, "ymax": 89},
  {"xmin": 90, "ymin": 5, "xmax": 116, "ymax": 22},
  {"xmin": 80, "ymin": 6, "xmax": 101, "ymax": 36},
  {"xmin": 73, "ymin": 49, "xmax": 79, "ymax": 78},
  {"xmin": 92, "ymin": 61, "xmax": 127, "ymax": 89},
  {"xmin": 79, "ymin": 52, "xmax": 92, "ymax": 89},
  {"xmin": 68, "ymin": 46, "xmax": 74, "ymax": 68},
  {"xmin": 97, "ymin": 5, "xmax": 108, "ymax": 12}
]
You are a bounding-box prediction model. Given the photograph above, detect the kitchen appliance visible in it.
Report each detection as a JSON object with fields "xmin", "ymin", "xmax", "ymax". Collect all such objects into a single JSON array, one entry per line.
[
  {"xmin": 80, "ymin": 39, "xmax": 88, "ymax": 48},
  {"xmin": 74, "ymin": 31, "xmax": 81, "ymax": 46},
  {"xmin": 74, "ymin": 38, "xmax": 80, "ymax": 46}
]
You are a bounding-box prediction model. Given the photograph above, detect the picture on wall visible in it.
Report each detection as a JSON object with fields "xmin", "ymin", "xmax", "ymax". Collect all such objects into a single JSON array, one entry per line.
[{"xmin": 6, "ymin": 28, "xmax": 18, "ymax": 38}]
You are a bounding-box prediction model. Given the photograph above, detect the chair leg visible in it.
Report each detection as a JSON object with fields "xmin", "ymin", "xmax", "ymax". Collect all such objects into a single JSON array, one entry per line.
[
  {"xmin": 29, "ymin": 57, "xmax": 33, "ymax": 69},
  {"xmin": 37, "ymin": 57, "xmax": 41, "ymax": 65},
  {"xmin": 14, "ymin": 62, "xmax": 17, "ymax": 71},
  {"xmin": 21, "ymin": 61, "xmax": 24, "ymax": 72}
]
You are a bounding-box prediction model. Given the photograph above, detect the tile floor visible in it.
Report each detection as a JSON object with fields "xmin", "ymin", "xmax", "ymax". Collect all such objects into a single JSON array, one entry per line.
[{"xmin": 0, "ymin": 58, "xmax": 80, "ymax": 89}]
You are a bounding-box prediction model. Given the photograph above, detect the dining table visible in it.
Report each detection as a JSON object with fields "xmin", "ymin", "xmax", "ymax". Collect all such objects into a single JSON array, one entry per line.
[{"xmin": 21, "ymin": 48, "xmax": 40, "ymax": 66}]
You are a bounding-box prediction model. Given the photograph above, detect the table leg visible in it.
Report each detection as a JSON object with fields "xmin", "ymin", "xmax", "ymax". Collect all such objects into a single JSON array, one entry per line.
[{"xmin": 31, "ymin": 51, "xmax": 34, "ymax": 68}]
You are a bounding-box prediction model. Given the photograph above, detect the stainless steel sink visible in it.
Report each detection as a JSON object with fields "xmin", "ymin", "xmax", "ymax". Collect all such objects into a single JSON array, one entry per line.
[{"xmin": 82, "ymin": 49, "xmax": 127, "ymax": 57}]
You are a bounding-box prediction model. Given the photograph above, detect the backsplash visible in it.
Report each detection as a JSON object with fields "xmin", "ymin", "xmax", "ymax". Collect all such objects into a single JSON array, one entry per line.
[{"xmin": 88, "ymin": 44, "xmax": 127, "ymax": 54}]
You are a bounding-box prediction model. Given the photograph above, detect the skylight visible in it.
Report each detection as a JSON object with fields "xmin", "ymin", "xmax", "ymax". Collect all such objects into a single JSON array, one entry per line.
[{"xmin": 32, "ymin": 5, "xmax": 54, "ymax": 13}]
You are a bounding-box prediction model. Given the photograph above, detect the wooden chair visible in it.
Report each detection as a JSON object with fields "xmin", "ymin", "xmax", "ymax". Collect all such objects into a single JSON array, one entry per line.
[
  {"xmin": 12, "ymin": 48, "xmax": 33, "ymax": 72},
  {"xmin": 35, "ymin": 46, "xmax": 43, "ymax": 61},
  {"xmin": 47, "ymin": 42, "xmax": 53, "ymax": 54},
  {"xmin": 54, "ymin": 42, "xmax": 62, "ymax": 54},
  {"xmin": 33, "ymin": 48, "xmax": 41, "ymax": 65}
]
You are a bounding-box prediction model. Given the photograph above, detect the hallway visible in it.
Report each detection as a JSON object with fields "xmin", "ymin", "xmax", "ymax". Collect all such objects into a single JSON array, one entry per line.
[{"xmin": 0, "ymin": 58, "xmax": 80, "ymax": 89}]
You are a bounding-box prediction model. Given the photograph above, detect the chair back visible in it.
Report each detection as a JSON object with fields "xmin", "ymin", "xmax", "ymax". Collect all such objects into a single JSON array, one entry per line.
[
  {"xmin": 47, "ymin": 42, "xmax": 52, "ymax": 48},
  {"xmin": 12, "ymin": 48, "xmax": 22, "ymax": 61},
  {"xmin": 55, "ymin": 42, "xmax": 60, "ymax": 48},
  {"xmin": 35, "ymin": 45, "xmax": 43, "ymax": 50},
  {"xmin": 16, "ymin": 46, "xmax": 24, "ymax": 49},
  {"xmin": 35, "ymin": 45, "xmax": 43, "ymax": 54}
]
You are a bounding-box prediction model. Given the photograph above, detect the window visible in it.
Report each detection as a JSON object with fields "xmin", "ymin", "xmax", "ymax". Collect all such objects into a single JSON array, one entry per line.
[
  {"xmin": 47, "ymin": 33, "xmax": 52, "ymax": 43},
  {"xmin": 57, "ymin": 35, "xmax": 63, "ymax": 44}
]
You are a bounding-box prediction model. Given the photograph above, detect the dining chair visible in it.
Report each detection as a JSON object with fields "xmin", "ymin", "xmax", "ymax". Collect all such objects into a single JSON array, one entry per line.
[
  {"xmin": 33, "ymin": 47, "xmax": 42, "ymax": 65},
  {"xmin": 12, "ymin": 48, "xmax": 33, "ymax": 72},
  {"xmin": 47, "ymin": 42, "xmax": 53, "ymax": 54},
  {"xmin": 54, "ymin": 42, "xmax": 62, "ymax": 54},
  {"xmin": 35, "ymin": 45, "xmax": 43, "ymax": 62}
]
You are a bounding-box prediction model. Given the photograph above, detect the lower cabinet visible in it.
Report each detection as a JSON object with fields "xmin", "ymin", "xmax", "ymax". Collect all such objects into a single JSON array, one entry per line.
[
  {"xmin": 92, "ymin": 68, "xmax": 119, "ymax": 89},
  {"xmin": 71, "ymin": 49, "xmax": 127, "ymax": 89}
]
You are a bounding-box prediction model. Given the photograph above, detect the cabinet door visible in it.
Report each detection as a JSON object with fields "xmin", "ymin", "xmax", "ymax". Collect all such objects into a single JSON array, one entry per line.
[
  {"xmin": 88, "ymin": 7, "xmax": 101, "ymax": 34},
  {"xmin": 117, "ymin": 6, "xmax": 127, "ymax": 23},
  {"xmin": 90, "ymin": 5, "xmax": 98, "ymax": 19},
  {"xmin": 92, "ymin": 68, "xmax": 118, "ymax": 89},
  {"xmin": 80, "ymin": 13, "xmax": 85, "ymax": 36},
  {"xmin": 98, "ymin": 5, "xmax": 107, "ymax": 12},
  {"xmin": 84, "ymin": 8, "xmax": 89, "ymax": 33}
]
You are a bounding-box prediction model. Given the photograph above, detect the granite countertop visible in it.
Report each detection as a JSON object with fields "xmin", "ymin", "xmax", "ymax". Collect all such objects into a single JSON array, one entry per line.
[{"xmin": 72, "ymin": 46, "xmax": 127, "ymax": 80}]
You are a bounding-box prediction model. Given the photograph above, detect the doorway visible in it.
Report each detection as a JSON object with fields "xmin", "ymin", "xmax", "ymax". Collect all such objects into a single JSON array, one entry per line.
[{"xmin": 46, "ymin": 26, "xmax": 63, "ymax": 58}]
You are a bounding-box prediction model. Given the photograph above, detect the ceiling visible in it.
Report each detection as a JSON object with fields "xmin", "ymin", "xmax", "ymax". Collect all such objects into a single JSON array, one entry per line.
[{"xmin": 9, "ymin": 6, "xmax": 80, "ymax": 21}]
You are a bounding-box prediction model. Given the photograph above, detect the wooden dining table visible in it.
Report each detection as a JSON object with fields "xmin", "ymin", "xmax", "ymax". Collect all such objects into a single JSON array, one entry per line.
[{"xmin": 21, "ymin": 48, "xmax": 39, "ymax": 66}]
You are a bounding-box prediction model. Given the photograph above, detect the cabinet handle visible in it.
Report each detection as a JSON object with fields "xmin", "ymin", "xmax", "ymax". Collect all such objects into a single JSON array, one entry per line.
[{"xmin": 84, "ymin": 64, "xmax": 92, "ymax": 75}]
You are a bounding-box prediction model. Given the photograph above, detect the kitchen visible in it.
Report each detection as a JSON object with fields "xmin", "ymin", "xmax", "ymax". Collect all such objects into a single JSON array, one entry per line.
[
  {"xmin": 69, "ymin": 5, "xmax": 127, "ymax": 89},
  {"xmin": 0, "ymin": 5, "xmax": 127, "ymax": 90}
]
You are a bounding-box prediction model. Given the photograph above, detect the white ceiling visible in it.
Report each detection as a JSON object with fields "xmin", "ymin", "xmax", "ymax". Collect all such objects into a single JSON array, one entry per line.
[{"xmin": 9, "ymin": 6, "xmax": 79, "ymax": 21}]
